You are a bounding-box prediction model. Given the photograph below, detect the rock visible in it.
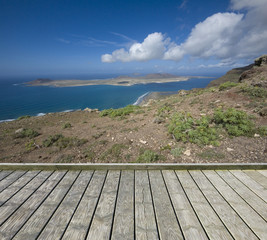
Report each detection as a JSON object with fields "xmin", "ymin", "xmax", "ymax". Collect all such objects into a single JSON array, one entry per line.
[
  {"xmin": 214, "ymin": 100, "xmax": 221, "ymax": 103},
  {"xmin": 15, "ymin": 128, "xmax": 24, "ymax": 134},
  {"xmin": 259, "ymin": 107, "xmax": 267, "ymax": 116},
  {"xmin": 139, "ymin": 139, "xmax": 147, "ymax": 144},
  {"xmin": 254, "ymin": 55, "xmax": 267, "ymax": 66},
  {"xmin": 184, "ymin": 149, "xmax": 191, "ymax": 156},
  {"xmin": 178, "ymin": 90, "xmax": 187, "ymax": 96},
  {"xmin": 252, "ymin": 81, "xmax": 267, "ymax": 88},
  {"xmin": 227, "ymin": 147, "xmax": 234, "ymax": 152},
  {"xmin": 254, "ymin": 133, "xmax": 260, "ymax": 138},
  {"xmin": 84, "ymin": 108, "xmax": 99, "ymax": 113}
]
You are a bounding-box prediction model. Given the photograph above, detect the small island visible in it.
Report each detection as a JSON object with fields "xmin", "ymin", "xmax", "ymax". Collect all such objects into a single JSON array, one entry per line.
[{"xmin": 26, "ymin": 73, "xmax": 191, "ymax": 87}]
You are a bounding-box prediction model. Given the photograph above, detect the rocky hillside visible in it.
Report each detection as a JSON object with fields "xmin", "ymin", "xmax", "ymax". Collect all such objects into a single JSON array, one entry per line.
[{"xmin": 0, "ymin": 56, "xmax": 266, "ymax": 163}]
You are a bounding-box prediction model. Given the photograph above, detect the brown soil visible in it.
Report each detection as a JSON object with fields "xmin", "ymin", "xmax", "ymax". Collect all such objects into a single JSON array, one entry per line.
[{"xmin": 0, "ymin": 65, "xmax": 267, "ymax": 164}]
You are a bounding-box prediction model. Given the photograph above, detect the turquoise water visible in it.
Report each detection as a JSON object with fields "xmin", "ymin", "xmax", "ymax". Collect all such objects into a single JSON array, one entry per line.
[{"xmin": 0, "ymin": 76, "xmax": 216, "ymax": 121}]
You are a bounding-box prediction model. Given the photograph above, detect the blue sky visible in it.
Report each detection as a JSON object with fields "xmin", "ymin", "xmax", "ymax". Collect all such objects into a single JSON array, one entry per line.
[{"xmin": 0, "ymin": 0, "xmax": 267, "ymax": 77}]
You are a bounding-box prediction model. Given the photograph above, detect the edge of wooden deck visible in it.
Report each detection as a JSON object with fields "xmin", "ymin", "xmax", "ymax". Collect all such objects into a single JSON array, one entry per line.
[{"xmin": 0, "ymin": 163, "xmax": 266, "ymax": 170}]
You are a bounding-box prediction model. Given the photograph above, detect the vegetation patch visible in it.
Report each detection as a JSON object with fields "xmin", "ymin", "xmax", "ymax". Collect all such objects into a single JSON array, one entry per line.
[
  {"xmin": 171, "ymin": 147, "xmax": 184, "ymax": 157},
  {"xmin": 100, "ymin": 105, "xmax": 141, "ymax": 118},
  {"xmin": 62, "ymin": 122, "xmax": 72, "ymax": 129},
  {"xmin": 100, "ymin": 143, "xmax": 127, "ymax": 161},
  {"xmin": 197, "ymin": 149, "xmax": 225, "ymax": 160},
  {"xmin": 14, "ymin": 128, "xmax": 40, "ymax": 139},
  {"xmin": 213, "ymin": 108, "xmax": 256, "ymax": 137},
  {"xmin": 168, "ymin": 112, "xmax": 220, "ymax": 146},
  {"xmin": 219, "ymin": 81, "xmax": 238, "ymax": 91},
  {"xmin": 240, "ymin": 85, "xmax": 267, "ymax": 98},
  {"xmin": 43, "ymin": 134, "xmax": 87, "ymax": 149},
  {"xmin": 17, "ymin": 115, "xmax": 31, "ymax": 120},
  {"xmin": 136, "ymin": 149, "xmax": 165, "ymax": 163}
]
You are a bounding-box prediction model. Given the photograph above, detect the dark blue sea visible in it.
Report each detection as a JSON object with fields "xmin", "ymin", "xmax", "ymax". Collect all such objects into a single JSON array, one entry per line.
[{"xmin": 0, "ymin": 75, "xmax": 217, "ymax": 122}]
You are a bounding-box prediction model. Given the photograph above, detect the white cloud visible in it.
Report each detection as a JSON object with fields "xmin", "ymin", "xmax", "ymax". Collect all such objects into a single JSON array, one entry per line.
[
  {"xmin": 102, "ymin": 32, "xmax": 167, "ymax": 62},
  {"xmin": 183, "ymin": 13, "xmax": 243, "ymax": 58},
  {"xmin": 102, "ymin": 0, "xmax": 267, "ymax": 63}
]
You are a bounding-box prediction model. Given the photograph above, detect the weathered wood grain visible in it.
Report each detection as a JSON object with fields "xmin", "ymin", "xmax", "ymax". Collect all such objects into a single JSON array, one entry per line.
[
  {"xmin": 0, "ymin": 171, "xmax": 40, "ymax": 206},
  {"xmin": 62, "ymin": 170, "xmax": 107, "ymax": 240},
  {"xmin": 229, "ymin": 170, "xmax": 267, "ymax": 202},
  {"xmin": 176, "ymin": 170, "xmax": 233, "ymax": 240},
  {"xmin": 0, "ymin": 171, "xmax": 66, "ymax": 240},
  {"xmin": 111, "ymin": 170, "xmax": 134, "ymax": 240},
  {"xmin": 0, "ymin": 171, "xmax": 13, "ymax": 181},
  {"xmin": 162, "ymin": 170, "xmax": 208, "ymax": 240},
  {"xmin": 0, "ymin": 171, "xmax": 52, "ymax": 226},
  {"xmin": 217, "ymin": 170, "xmax": 267, "ymax": 220},
  {"xmin": 203, "ymin": 170, "xmax": 267, "ymax": 239},
  {"xmin": 258, "ymin": 170, "xmax": 267, "ymax": 178},
  {"xmin": 0, "ymin": 171, "xmax": 25, "ymax": 192},
  {"xmin": 149, "ymin": 170, "xmax": 184, "ymax": 240},
  {"xmin": 86, "ymin": 170, "xmax": 120, "ymax": 240},
  {"xmin": 190, "ymin": 170, "xmax": 258, "ymax": 240},
  {"xmin": 12, "ymin": 171, "xmax": 79, "ymax": 240},
  {"xmin": 37, "ymin": 171, "xmax": 93, "ymax": 239},
  {"xmin": 135, "ymin": 170, "xmax": 159, "ymax": 240},
  {"xmin": 243, "ymin": 170, "xmax": 267, "ymax": 188}
]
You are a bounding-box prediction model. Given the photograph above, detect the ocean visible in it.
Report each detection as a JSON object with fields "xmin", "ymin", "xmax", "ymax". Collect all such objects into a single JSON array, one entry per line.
[{"xmin": 0, "ymin": 75, "xmax": 216, "ymax": 122}]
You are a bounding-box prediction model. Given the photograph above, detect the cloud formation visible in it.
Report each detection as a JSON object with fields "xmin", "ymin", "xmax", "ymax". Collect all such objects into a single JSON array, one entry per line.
[{"xmin": 102, "ymin": 0, "xmax": 267, "ymax": 63}]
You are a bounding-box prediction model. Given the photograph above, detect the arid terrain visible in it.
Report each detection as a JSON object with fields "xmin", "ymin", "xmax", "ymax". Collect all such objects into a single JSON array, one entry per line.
[
  {"xmin": 26, "ymin": 73, "xmax": 190, "ymax": 87},
  {"xmin": 1, "ymin": 56, "xmax": 267, "ymax": 163}
]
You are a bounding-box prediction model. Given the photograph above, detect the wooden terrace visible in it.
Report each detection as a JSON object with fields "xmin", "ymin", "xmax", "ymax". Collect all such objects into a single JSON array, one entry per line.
[{"xmin": 0, "ymin": 163, "xmax": 266, "ymax": 239}]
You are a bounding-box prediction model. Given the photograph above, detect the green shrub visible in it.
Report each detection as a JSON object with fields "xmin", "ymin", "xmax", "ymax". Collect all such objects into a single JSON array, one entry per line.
[
  {"xmin": 213, "ymin": 108, "xmax": 255, "ymax": 137},
  {"xmin": 25, "ymin": 140, "xmax": 36, "ymax": 152},
  {"xmin": 17, "ymin": 115, "xmax": 31, "ymax": 120},
  {"xmin": 240, "ymin": 85, "xmax": 267, "ymax": 98},
  {"xmin": 197, "ymin": 149, "xmax": 225, "ymax": 160},
  {"xmin": 168, "ymin": 113, "xmax": 219, "ymax": 146},
  {"xmin": 100, "ymin": 105, "xmax": 141, "ymax": 118},
  {"xmin": 219, "ymin": 81, "xmax": 238, "ymax": 91},
  {"xmin": 62, "ymin": 122, "xmax": 72, "ymax": 129},
  {"xmin": 15, "ymin": 128, "xmax": 40, "ymax": 139},
  {"xmin": 43, "ymin": 134, "xmax": 87, "ymax": 149},
  {"xmin": 136, "ymin": 150, "xmax": 164, "ymax": 163},
  {"xmin": 171, "ymin": 147, "xmax": 184, "ymax": 157}
]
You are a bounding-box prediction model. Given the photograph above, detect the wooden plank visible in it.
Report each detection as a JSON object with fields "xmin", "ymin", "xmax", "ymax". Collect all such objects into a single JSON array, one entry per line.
[
  {"xmin": 37, "ymin": 171, "xmax": 93, "ymax": 239},
  {"xmin": 229, "ymin": 170, "xmax": 267, "ymax": 202},
  {"xmin": 86, "ymin": 170, "xmax": 120, "ymax": 240},
  {"xmin": 217, "ymin": 170, "xmax": 267, "ymax": 220},
  {"xmin": 62, "ymin": 170, "xmax": 107, "ymax": 240},
  {"xmin": 258, "ymin": 170, "xmax": 267, "ymax": 178},
  {"xmin": 12, "ymin": 171, "xmax": 80, "ymax": 240},
  {"xmin": 149, "ymin": 170, "xmax": 183, "ymax": 240},
  {"xmin": 203, "ymin": 170, "xmax": 267, "ymax": 240},
  {"xmin": 111, "ymin": 170, "xmax": 134, "ymax": 240},
  {"xmin": 162, "ymin": 170, "xmax": 208, "ymax": 240},
  {"xmin": 0, "ymin": 171, "xmax": 12, "ymax": 181},
  {"xmin": 0, "ymin": 171, "xmax": 25, "ymax": 192},
  {"xmin": 243, "ymin": 170, "xmax": 267, "ymax": 188},
  {"xmin": 135, "ymin": 170, "xmax": 159, "ymax": 240},
  {"xmin": 0, "ymin": 171, "xmax": 66, "ymax": 240},
  {"xmin": 0, "ymin": 171, "xmax": 52, "ymax": 226},
  {"xmin": 0, "ymin": 171, "xmax": 40, "ymax": 206},
  {"xmin": 176, "ymin": 170, "xmax": 233, "ymax": 240},
  {"xmin": 190, "ymin": 170, "xmax": 258, "ymax": 240}
]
